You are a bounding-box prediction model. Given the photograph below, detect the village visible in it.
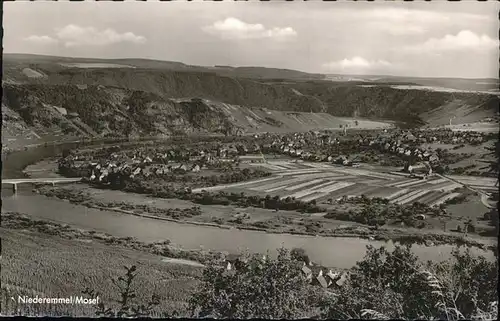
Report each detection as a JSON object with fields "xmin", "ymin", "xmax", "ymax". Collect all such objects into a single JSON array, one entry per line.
[
  {"xmin": 58, "ymin": 127, "xmax": 497, "ymax": 186},
  {"xmin": 48, "ymin": 127, "xmax": 497, "ymax": 243}
]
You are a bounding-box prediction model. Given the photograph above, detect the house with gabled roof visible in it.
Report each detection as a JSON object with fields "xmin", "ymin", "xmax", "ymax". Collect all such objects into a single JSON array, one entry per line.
[
  {"xmin": 313, "ymin": 269, "xmax": 329, "ymax": 288},
  {"xmin": 301, "ymin": 262, "xmax": 313, "ymax": 282}
]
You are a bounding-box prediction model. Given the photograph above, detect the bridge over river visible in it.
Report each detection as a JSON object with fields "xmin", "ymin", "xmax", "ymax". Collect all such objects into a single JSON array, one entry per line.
[{"xmin": 2, "ymin": 177, "xmax": 82, "ymax": 192}]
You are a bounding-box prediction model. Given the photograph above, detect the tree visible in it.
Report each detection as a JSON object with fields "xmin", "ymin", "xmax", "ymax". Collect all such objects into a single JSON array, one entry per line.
[
  {"xmin": 62, "ymin": 148, "xmax": 72, "ymax": 158},
  {"xmin": 290, "ymin": 247, "xmax": 310, "ymax": 265},
  {"xmin": 464, "ymin": 219, "xmax": 476, "ymax": 234},
  {"xmin": 320, "ymin": 244, "xmax": 498, "ymax": 320},
  {"xmin": 188, "ymin": 248, "xmax": 320, "ymax": 319}
]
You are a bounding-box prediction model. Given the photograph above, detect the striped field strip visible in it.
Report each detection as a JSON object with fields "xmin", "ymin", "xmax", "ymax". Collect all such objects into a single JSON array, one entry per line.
[
  {"xmin": 474, "ymin": 186, "xmax": 499, "ymax": 193},
  {"xmin": 355, "ymin": 179, "xmax": 383, "ymax": 185},
  {"xmin": 428, "ymin": 181, "xmax": 457, "ymax": 191},
  {"xmin": 283, "ymin": 178, "xmax": 326, "ymax": 191},
  {"xmin": 366, "ymin": 189, "xmax": 397, "ymax": 199},
  {"xmin": 447, "ymin": 176, "xmax": 497, "ymax": 186},
  {"xmin": 341, "ymin": 184, "xmax": 378, "ymax": 197},
  {"xmin": 330, "ymin": 175, "xmax": 358, "ymax": 180},
  {"xmin": 301, "ymin": 163, "xmax": 325, "ymax": 168},
  {"xmin": 372, "ymin": 172, "xmax": 404, "ymax": 180},
  {"xmin": 386, "ymin": 177, "xmax": 418, "ymax": 187},
  {"xmin": 390, "ymin": 171, "xmax": 411, "ymax": 177},
  {"xmin": 264, "ymin": 180, "xmax": 323, "ymax": 193},
  {"xmin": 384, "ymin": 188, "xmax": 410, "ymax": 200},
  {"xmin": 394, "ymin": 179, "xmax": 433, "ymax": 188},
  {"xmin": 469, "ymin": 185, "xmax": 498, "ymax": 191},
  {"xmin": 270, "ymin": 165, "xmax": 290, "ymax": 171},
  {"xmin": 276, "ymin": 169, "xmax": 320, "ymax": 176},
  {"xmin": 252, "ymin": 176, "xmax": 314, "ymax": 192},
  {"xmin": 286, "ymin": 182, "xmax": 354, "ymax": 201},
  {"xmin": 301, "ymin": 192, "xmax": 329, "ymax": 202},
  {"xmin": 333, "ymin": 168, "xmax": 370, "ymax": 176},
  {"xmin": 259, "ymin": 174, "xmax": 332, "ymax": 192},
  {"xmin": 279, "ymin": 181, "xmax": 339, "ymax": 199},
  {"xmin": 284, "ymin": 188, "xmax": 320, "ymax": 200},
  {"xmin": 430, "ymin": 192, "xmax": 461, "ymax": 207},
  {"xmin": 391, "ymin": 189, "xmax": 423, "ymax": 204},
  {"xmin": 438, "ymin": 183, "xmax": 463, "ymax": 192},
  {"xmin": 191, "ymin": 175, "xmax": 281, "ymax": 193},
  {"xmin": 311, "ymin": 181, "xmax": 344, "ymax": 194},
  {"xmin": 362, "ymin": 186, "xmax": 396, "ymax": 198},
  {"xmin": 255, "ymin": 164, "xmax": 280, "ymax": 171},
  {"xmin": 303, "ymin": 175, "xmax": 358, "ymax": 182},
  {"xmin": 347, "ymin": 185, "xmax": 383, "ymax": 197},
  {"xmin": 276, "ymin": 163, "xmax": 299, "ymax": 169},
  {"xmin": 302, "ymin": 163, "xmax": 335, "ymax": 169},
  {"xmin": 357, "ymin": 171, "xmax": 401, "ymax": 180},
  {"xmin": 427, "ymin": 178, "xmax": 449, "ymax": 185},
  {"xmin": 271, "ymin": 172, "xmax": 328, "ymax": 184},
  {"xmin": 298, "ymin": 180, "xmax": 341, "ymax": 193},
  {"xmin": 320, "ymin": 182, "xmax": 357, "ymax": 199},
  {"xmin": 417, "ymin": 191, "xmax": 444, "ymax": 205},
  {"xmin": 266, "ymin": 179, "xmax": 332, "ymax": 193},
  {"xmin": 318, "ymin": 182, "xmax": 355, "ymax": 194},
  {"xmin": 397, "ymin": 190, "xmax": 430, "ymax": 205}
]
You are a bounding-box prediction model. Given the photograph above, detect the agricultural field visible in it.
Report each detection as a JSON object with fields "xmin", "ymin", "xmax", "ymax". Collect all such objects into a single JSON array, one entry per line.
[
  {"xmin": 0, "ymin": 228, "xmax": 201, "ymax": 317},
  {"xmin": 192, "ymin": 160, "xmax": 497, "ymax": 206}
]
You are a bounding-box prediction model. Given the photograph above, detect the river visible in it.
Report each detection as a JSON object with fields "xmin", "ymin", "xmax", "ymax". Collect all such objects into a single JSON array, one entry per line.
[
  {"xmin": 2, "ymin": 188, "xmax": 495, "ymax": 269},
  {"xmin": 1, "ymin": 141, "xmax": 496, "ymax": 269}
]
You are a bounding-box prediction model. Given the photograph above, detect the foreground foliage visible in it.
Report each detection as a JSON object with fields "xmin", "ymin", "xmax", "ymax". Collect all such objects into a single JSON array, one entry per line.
[
  {"xmin": 188, "ymin": 249, "xmax": 320, "ymax": 319},
  {"xmin": 321, "ymin": 245, "xmax": 498, "ymax": 320},
  {"xmin": 188, "ymin": 246, "xmax": 498, "ymax": 320}
]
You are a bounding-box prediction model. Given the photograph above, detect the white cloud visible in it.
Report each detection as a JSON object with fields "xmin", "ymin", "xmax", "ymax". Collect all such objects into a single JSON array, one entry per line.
[
  {"xmin": 366, "ymin": 8, "xmax": 452, "ymax": 24},
  {"xmin": 350, "ymin": 8, "xmax": 489, "ymax": 36},
  {"xmin": 323, "ymin": 56, "xmax": 393, "ymax": 73},
  {"xmin": 55, "ymin": 25, "xmax": 146, "ymax": 47},
  {"xmin": 404, "ymin": 30, "xmax": 498, "ymax": 53},
  {"xmin": 24, "ymin": 35, "xmax": 58, "ymax": 45},
  {"xmin": 203, "ymin": 18, "xmax": 297, "ymax": 40},
  {"xmin": 368, "ymin": 21, "xmax": 427, "ymax": 36}
]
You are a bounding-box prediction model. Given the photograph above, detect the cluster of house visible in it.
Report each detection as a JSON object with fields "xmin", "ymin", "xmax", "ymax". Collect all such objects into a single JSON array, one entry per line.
[
  {"xmin": 418, "ymin": 128, "xmax": 491, "ymax": 145},
  {"xmin": 300, "ymin": 262, "xmax": 349, "ymax": 289},
  {"xmin": 224, "ymin": 254, "xmax": 349, "ymax": 290},
  {"xmin": 254, "ymin": 130, "xmax": 441, "ymax": 167},
  {"xmin": 62, "ymin": 150, "xmax": 218, "ymax": 183},
  {"xmin": 62, "ymin": 126, "xmax": 488, "ymax": 183},
  {"xmin": 61, "ymin": 140, "xmax": 271, "ymax": 183},
  {"xmin": 85, "ymin": 161, "xmax": 205, "ymax": 182},
  {"xmin": 362, "ymin": 133, "xmax": 441, "ymax": 164}
]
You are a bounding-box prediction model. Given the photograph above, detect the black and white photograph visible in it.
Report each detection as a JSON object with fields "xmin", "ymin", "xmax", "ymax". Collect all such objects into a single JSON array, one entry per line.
[{"xmin": 1, "ymin": 0, "xmax": 499, "ymax": 319}]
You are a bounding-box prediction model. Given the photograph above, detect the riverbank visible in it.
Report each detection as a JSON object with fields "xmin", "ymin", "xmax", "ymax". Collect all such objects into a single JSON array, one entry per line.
[
  {"xmin": 4, "ymin": 189, "xmax": 496, "ymax": 268},
  {"xmin": 1, "ymin": 211, "xmax": 216, "ymax": 264},
  {"xmin": 34, "ymin": 184, "xmax": 496, "ymax": 251}
]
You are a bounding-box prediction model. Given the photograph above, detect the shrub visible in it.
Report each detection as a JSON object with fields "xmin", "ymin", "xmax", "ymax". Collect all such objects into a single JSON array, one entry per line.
[
  {"xmin": 188, "ymin": 248, "xmax": 319, "ymax": 319},
  {"xmin": 320, "ymin": 245, "xmax": 498, "ymax": 320},
  {"xmin": 290, "ymin": 247, "xmax": 310, "ymax": 265}
]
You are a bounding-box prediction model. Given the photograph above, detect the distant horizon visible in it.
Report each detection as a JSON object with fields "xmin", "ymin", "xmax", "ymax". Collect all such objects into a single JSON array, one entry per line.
[
  {"xmin": 4, "ymin": 52, "xmax": 499, "ymax": 81},
  {"xmin": 4, "ymin": 1, "xmax": 498, "ymax": 79}
]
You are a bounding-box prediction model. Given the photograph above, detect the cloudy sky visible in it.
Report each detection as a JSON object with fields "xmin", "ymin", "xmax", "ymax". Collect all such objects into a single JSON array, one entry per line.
[{"xmin": 4, "ymin": 0, "xmax": 499, "ymax": 78}]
